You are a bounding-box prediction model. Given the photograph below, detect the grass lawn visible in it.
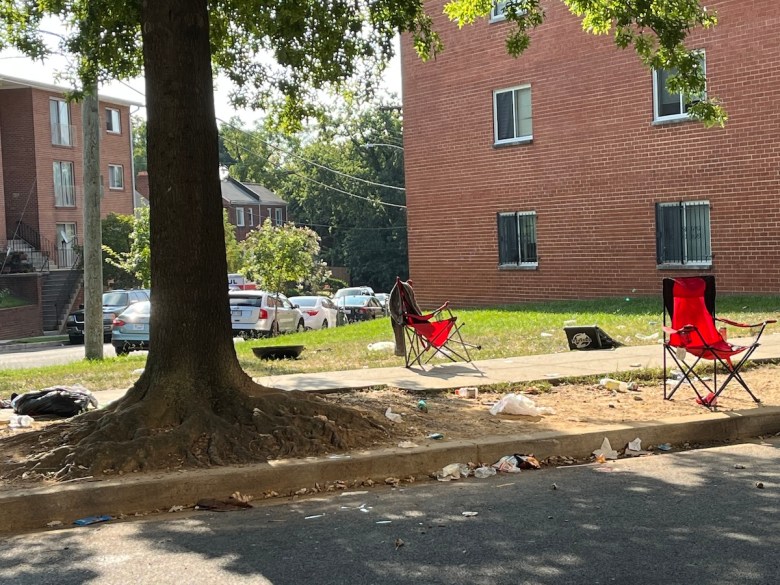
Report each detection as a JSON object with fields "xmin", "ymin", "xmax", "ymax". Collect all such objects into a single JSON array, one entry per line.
[
  {"xmin": 1, "ymin": 293, "xmax": 778, "ymax": 398},
  {"xmin": 0, "ymin": 294, "xmax": 29, "ymax": 309}
]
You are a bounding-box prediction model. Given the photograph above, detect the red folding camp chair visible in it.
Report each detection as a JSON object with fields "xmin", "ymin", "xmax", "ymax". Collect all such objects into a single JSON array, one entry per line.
[
  {"xmin": 389, "ymin": 277, "xmax": 480, "ymax": 368},
  {"xmin": 662, "ymin": 276, "xmax": 775, "ymax": 407}
]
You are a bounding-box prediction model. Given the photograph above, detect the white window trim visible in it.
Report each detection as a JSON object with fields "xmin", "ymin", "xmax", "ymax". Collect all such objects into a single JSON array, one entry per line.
[
  {"xmin": 493, "ymin": 84, "xmax": 533, "ymax": 146},
  {"xmin": 490, "ymin": 0, "xmax": 509, "ymax": 22},
  {"xmin": 652, "ymin": 50, "xmax": 706, "ymax": 123},
  {"xmin": 108, "ymin": 164, "xmax": 124, "ymax": 190},
  {"xmin": 274, "ymin": 208, "xmax": 283, "ymax": 225},
  {"xmin": 236, "ymin": 207, "xmax": 245, "ymax": 227},
  {"xmin": 50, "ymin": 98, "xmax": 72, "ymax": 147},
  {"xmin": 106, "ymin": 108, "xmax": 121, "ymax": 134}
]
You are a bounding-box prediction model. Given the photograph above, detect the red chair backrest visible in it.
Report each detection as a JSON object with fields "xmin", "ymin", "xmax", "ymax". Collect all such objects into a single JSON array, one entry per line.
[
  {"xmin": 410, "ymin": 318, "xmax": 455, "ymax": 348},
  {"xmin": 666, "ymin": 277, "xmax": 722, "ymax": 348}
]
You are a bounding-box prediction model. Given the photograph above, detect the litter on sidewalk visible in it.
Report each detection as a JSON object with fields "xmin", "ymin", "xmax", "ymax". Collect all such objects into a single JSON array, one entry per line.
[{"xmin": 489, "ymin": 393, "xmax": 555, "ymax": 417}]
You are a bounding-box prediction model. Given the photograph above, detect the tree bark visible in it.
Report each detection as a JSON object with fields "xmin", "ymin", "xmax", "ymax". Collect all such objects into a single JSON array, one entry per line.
[{"xmin": 136, "ymin": 0, "xmax": 252, "ymax": 404}]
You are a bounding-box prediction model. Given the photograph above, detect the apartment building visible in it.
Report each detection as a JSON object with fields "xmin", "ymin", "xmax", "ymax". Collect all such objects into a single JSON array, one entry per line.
[
  {"xmin": 0, "ymin": 75, "xmax": 137, "ymax": 334},
  {"xmin": 401, "ymin": 0, "xmax": 780, "ymax": 306}
]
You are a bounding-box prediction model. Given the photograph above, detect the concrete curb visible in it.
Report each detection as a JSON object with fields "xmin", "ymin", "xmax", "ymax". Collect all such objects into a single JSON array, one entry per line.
[
  {"xmin": 0, "ymin": 340, "xmax": 67, "ymax": 353},
  {"xmin": 2, "ymin": 405, "xmax": 779, "ymax": 534}
]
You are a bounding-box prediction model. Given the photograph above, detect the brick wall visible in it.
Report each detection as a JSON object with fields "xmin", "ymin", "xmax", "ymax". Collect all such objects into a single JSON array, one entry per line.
[
  {"xmin": 402, "ymin": 0, "xmax": 780, "ymax": 306},
  {"xmin": 0, "ymin": 273, "xmax": 43, "ymax": 338},
  {"xmin": 1, "ymin": 87, "xmax": 134, "ymax": 264}
]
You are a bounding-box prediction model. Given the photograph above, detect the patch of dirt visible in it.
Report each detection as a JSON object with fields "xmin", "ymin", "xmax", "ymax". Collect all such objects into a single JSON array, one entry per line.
[
  {"xmin": 1, "ymin": 364, "xmax": 778, "ymax": 490},
  {"xmin": 322, "ymin": 364, "xmax": 780, "ymax": 446}
]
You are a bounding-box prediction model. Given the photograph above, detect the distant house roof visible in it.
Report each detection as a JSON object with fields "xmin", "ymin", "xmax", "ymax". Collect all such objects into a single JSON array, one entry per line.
[
  {"xmin": 243, "ymin": 182, "xmax": 288, "ymax": 206},
  {"xmin": 221, "ymin": 177, "xmax": 287, "ymax": 206}
]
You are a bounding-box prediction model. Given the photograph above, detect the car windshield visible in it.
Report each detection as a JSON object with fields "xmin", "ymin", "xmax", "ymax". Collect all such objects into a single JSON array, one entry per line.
[
  {"xmin": 120, "ymin": 301, "xmax": 151, "ymax": 316},
  {"xmin": 291, "ymin": 298, "xmax": 316, "ymax": 307},
  {"xmin": 340, "ymin": 295, "xmax": 370, "ymax": 306},
  {"xmin": 103, "ymin": 292, "xmax": 128, "ymax": 306},
  {"xmin": 334, "ymin": 287, "xmax": 372, "ymax": 298},
  {"xmin": 229, "ymin": 296, "xmax": 264, "ymax": 307}
]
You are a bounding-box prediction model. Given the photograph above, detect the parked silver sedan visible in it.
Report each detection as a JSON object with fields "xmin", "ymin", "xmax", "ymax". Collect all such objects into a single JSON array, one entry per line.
[
  {"xmin": 229, "ymin": 290, "xmax": 305, "ymax": 337},
  {"xmin": 111, "ymin": 300, "xmax": 151, "ymax": 355}
]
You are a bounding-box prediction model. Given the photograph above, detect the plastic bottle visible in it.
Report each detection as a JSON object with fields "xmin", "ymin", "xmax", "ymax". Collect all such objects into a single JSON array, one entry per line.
[{"xmin": 600, "ymin": 378, "xmax": 633, "ymax": 392}]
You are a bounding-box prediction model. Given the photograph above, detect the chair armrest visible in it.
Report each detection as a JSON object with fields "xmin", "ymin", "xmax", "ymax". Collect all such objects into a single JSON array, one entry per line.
[{"xmin": 717, "ymin": 317, "xmax": 778, "ymax": 328}]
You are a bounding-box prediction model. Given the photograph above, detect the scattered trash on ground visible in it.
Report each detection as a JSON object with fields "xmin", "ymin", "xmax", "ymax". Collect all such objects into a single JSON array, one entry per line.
[
  {"xmin": 305, "ymin": 514, "xmax": 324, "ymax": 519},
  {"xmin": 593, "ymin": 437, "xmax": 618, "ymax": 461},
  {"xmin": 436, "ymin": 463, "xmax": 470, "ymax": 481},
  {"xmin": 195, "ymin": 494, "xmax": 253, "ymax": 512},
  {"xmin": 734, "ymin": 464, "xmax": 746, "ymax": 469},
  {"xmin": 455, "ymin": 387, "xmax": 479, "ymax": 399},
  {"xmin": 427, "ymin": 433, "xmax": 444, "ymax": 440},
  {"xmin": 540, "ymin": 332, "xmax": 553, "ymax": 338},
  {"xmin": 384, "ymin": 407, "xmax": 403, "ymax": 423},
  {"xmin": 461, "ymin": 511, "xmax": 478, "ymax": 517},
  {"xmin": 11, "ymin": 384, "xmax": 98, "ymax": 418},
  {"xmin": 385, "ymin": 477, "xmax": 400, "ymax": 486},
  {"xmin": 417, "ymin": 400, "xmax": 428, "ymax": 412},
  {"xmin": 756, "ymin": 482, "xmax": 765, "ymax": 489},
  {"xmin": 376, "ymin": 520, "xmax": 392, "ymax": 524},
  {"xmin": 474, "ymin": 466, "xmax": 497, "ymax": 479},
  {"xmin": 635, "ymin": 333, "xmax": 660, "ymax": 340},
  {"xmin": 395, "ymin": 538, "xmax": 405, "ymax": 550},
  {"xmin": 367, "ymin": 341, "xmax": 395, "ymax": 352},
  {"xmin": 551, "ymin": 483, "xmax": 558, "ymax": 490},
  {"xmin": 599, "ymin": 378, "xmax": 638, "ymax": 392},
  {"xmin": 492, "ymin": 454, "xmax": 541, "ymax": 473},
  {"xmin": 169, "ymin": 505, "xmax": 185, "ymax": 513},
  {"xmin": 489, "ymin": 393, "xmax": 555, "ymax": 417},
  {"xmin": 398, "ymin": 441, "xmax": 418, "ymax": 449},
  {"xmin": 656, "ymin": 443, "xmax": 672, "ymax": 451},
  {"xmin": 8, "ymin": 414, "xmax": 34, "ymax": 428},
  {"xmin": 624, "ymin": 437, "xmax": 649, "ymax": 457},
  {"xmin": 46, "ymin": 520, "xmax": 63, "ymax": 528},
  {"xmin": 73, "ymin": 515, "xmax": 112, "ymax": 526}
]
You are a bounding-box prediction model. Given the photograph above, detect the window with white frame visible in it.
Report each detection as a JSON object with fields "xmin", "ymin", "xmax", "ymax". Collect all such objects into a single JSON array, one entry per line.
[
  {"xmin": 655, "ymin": 201, "xmax": 711, "ymax": 266},
  {"xmin": 274, "ymin": 208, "xmax": 284, "ymax": 226},
  {"xmin": 236, "ymin": 207, "xmax": 245, "ymax": 227},
  {"xmin": 53, "ymin": 161, "xmax": 76, "ymax": 207},
  {"xmin": 491, "ymin": 0, "xmax": 509, "ymax": 21},
  {"xmin": 108, "ymin": 165, "xmax": 124, "ymax": 189},
  {"xmin": 653, "ymin": 52, "xmax": 706, "ymax": 122},
  {"xmin": 106, "ymin": 108, "xmax": 121, "ymax": 133},
  {"xmin": 494, "ymin": 85, "xmax": 532, "ymax": 145},
  {"xmin": 247, "ymin": 207, "xmax": 254, "ymax": 227},
  {"xmin": 498, "ymin": 211, "xmax": 538, "ymax": 267},
  {"xmin": 50, "ymin": 98, "xmax": 72, "ymax": 146}
]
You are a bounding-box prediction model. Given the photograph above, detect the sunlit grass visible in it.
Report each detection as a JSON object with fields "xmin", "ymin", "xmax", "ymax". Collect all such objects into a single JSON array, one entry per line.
[{"xmin": 2, "ymin": 293, "xmax": 778, "ymax": 398}]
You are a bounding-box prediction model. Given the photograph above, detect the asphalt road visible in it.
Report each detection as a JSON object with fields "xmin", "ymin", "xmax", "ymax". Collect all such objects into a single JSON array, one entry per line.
[
  {"xmin": 1, "ymin": 439, "xmax": 778, "ymax": 584},
  {"xmin": 0, "ymin": 343, "xmax": 121, "ymax": 369}
]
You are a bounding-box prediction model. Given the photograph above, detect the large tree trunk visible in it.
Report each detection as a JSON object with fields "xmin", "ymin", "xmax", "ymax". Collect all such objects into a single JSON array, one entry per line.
[
  {"xmin": 137, "ymin": 0, "xmax": 249, "ymax": 398},
  {"xmin": 0, "ymin": 0, "xmax": 387, "ymax": 483}
]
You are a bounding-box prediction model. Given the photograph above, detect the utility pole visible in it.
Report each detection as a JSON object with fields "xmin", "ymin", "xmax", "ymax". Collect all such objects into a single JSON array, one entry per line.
[{"xmin": 82, "ymin": 86, "xmax": 104, "ymax": 359}]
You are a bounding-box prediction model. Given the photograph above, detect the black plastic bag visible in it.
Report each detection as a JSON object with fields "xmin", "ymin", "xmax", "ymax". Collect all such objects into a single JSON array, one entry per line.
[{"xmin": 11, "ymin": 386, "xmax": 98, "ymax": 418}]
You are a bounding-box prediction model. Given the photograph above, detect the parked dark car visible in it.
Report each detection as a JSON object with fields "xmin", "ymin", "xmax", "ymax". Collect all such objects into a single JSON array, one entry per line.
[
  {"xmin": 336, "ymin": 295, "xmax": 385, "ymax": 322},
  {"xmin": 66, "ymin": 289, "xmax": 150, "ymax": 344}
]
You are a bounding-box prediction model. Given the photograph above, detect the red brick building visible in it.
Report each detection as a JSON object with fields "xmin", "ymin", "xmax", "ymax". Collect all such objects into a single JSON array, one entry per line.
[
  {"xmin": 0, "ymin": 75, "xmax": 137, "ymax": 332},
  {"xmin": 401, "ymin": 0, "xmax": 780, "ymax": 306},
  {"xmin": 221, "ymin": 177, "xmax": 288, "ymax": 241}
]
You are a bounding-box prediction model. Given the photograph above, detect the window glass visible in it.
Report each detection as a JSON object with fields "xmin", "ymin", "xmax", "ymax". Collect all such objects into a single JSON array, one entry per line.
[
  {"xmin": 495, "ymin": 86, "xmax": 532, "ymax": 143},
  {"xmin": 106, "ymin": 108, "xmax": 121, "ymax": 133},
  {"xmin": 656, "ymin": 201, "xmax": 711, "ymax": 265},
  {"xmin": 236, "ymin": 207, "xmax": 245, "ymax": 227},
  {"xmin": 109, "ymin": 165, "xmax": 124, "ymax": 189},
  {"xmin": 50, "ymin": 99, "xmax": 72, "ymax": 146},
  {"xmin": 53, "ymin": 161, "xmax": 76, "ymax": 206},
  {"xmin": 654, "ymin": 52, "xmax": 706, "ymax": 121},
  {"xmin": 498, "ymin": 211, "xmax": 537, "ymax": 266}
]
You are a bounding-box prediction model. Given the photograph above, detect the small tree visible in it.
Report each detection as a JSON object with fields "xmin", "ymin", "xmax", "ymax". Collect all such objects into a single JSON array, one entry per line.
[
  {"xmin": 102, "ymin": 207, "xmax": 151, "ymax": 288},
  {"xmin": 223, "ymin": 210, "xmax": 241, "ymax": 273},
  {"xmin": 240, "ymin": 219, "xmax": 323, "ymax": 295},
  {"xmin": 102, "ymin": 213, "xmax": 141, "ymax": 289}
]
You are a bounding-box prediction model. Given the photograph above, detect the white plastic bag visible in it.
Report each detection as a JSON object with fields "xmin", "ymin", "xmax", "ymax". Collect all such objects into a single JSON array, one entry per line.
[
  {"xmin": 489, "ymin": 393, "xmax": 555, "ymax": 416},
  {"xmin": 384, "ymin": 407, "xmax": 402, "ymax": 423}
]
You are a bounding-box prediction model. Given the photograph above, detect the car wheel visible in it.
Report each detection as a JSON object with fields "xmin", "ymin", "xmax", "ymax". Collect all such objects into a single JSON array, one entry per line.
[
  {"xmin": 114, "ymin": 344, "xmax": 129, "ymax": 356},
  {"xmin": 69, "ymin": 334, "xmax": 83, "ymax": 345},
  {"xmin": 321, "ymin": 319, "xmax": 328, "ymax": 329},
  {"xmin": 296, "ymin": 319, "xmax": 305, "ymax": 333}
]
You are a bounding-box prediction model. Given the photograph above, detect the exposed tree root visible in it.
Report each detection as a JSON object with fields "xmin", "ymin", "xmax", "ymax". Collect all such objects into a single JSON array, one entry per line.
[{"xmin": 0, "ymin": 380, "xmax": 388, "ymax": 484}]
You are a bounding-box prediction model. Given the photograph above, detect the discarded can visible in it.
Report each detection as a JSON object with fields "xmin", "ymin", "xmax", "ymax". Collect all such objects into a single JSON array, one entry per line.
[
  {"xmin": 417, "ymin": 400, "xmax": 428, "ymax": 412},
  {"xmin": 456, "ymin": 387, "xmax": 478, "ymax": 399}
]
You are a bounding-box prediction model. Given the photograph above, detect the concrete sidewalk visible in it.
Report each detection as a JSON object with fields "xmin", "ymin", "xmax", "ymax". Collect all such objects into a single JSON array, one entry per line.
[
  {"xmin": 254, "ymin": 332, "xmax": 780, "ymax": 392},
  {"xmin": 2, "ymin": 332, "xmax": 780, "ymax": 534}
]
